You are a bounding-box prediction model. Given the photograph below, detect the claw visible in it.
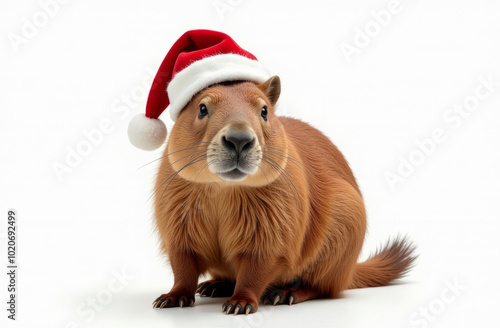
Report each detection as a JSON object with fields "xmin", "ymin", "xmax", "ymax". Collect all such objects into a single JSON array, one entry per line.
[
  {"xmin": 160, "ymin": 299, "xmax": 170, "ymax": 308},
  {"xmin": 289, "ymin": 296, "xmax": 294, "ymax": 305},
  {"xmin": 179, "ymin": 298, "xmax": 185, "ymax": 308},
  {"xmin": 273, "ymin": 295, "xmax": 280, "ymax": 306},
  {"xmin": 245, "ymin": 306, "xmax": 251, "ymax": 315},
  {"xmin": 152, "ymin": 301, "xmax": 158, "ymax": 308},
  {"xmin": 189, "ymin": 299, "xmax": 195, "ymax": 307},
  {"xmin": 211, "ymin": 288, "xmax": 217, "ymax": 298},
  {"xmin": 225, "ymin": 304, "xmax": 233, "ymax": 314},
  {"xmin": 222, "ymin": 304, "xmax": 227, "ymax": 312},
  {"xmin": 234, "ymin": 305, "xmax": 240, "ymax": 315},
  {"xmin": 200, "ymin": 287, "xmax": 207, "ymax": 296}
]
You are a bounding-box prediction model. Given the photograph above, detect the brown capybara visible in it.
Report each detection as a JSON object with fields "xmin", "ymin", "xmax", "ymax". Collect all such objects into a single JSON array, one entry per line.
[{"xmin": 151, "ymin": 76, "xmax": 416, "ymax": 315}]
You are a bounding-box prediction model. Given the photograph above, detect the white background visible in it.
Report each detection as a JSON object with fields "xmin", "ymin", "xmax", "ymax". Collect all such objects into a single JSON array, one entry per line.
[{"xmin": 1, "ymin": 0, "xmax": 499, "ymax": 327}]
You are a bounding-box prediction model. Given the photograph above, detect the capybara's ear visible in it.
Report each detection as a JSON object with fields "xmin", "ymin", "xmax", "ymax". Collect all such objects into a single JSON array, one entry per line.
[{"xmin": 259, "ymin": 75, "xmax": 281, "ymax": 106}]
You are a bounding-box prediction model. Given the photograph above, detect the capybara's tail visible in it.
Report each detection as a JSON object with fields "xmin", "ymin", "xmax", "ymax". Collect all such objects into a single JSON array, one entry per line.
[{"xmin": 350, "ymin": 236, "xmax": 417, "ymax": 289}]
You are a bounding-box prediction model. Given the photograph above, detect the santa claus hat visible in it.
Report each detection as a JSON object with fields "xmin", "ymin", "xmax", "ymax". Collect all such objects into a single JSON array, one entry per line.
[{"xmin": 128, "ymin": 29, "xmax": 271, "ymax": 151}]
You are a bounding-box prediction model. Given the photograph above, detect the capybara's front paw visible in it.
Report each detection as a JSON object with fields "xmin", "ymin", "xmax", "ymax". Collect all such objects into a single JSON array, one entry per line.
[
  {"xmin": 222, "ymin": 293, "xmax": 258, "ymax": 315},
  {"xmin": 152, "ymin": 291, "xmax": 195, "ymax": 309},
  {"xmin": 197, "ymin": 279, "xmax": 235, "ymax": 297}
]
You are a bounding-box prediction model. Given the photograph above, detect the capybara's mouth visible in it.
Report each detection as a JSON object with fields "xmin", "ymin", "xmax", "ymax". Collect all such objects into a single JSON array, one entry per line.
[{"xmin": 217, "ymin": 168, "xmax": 248, "ymax": 182}]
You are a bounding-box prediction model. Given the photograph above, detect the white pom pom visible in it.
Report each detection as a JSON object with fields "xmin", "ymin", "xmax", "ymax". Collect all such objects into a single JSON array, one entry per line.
[{"xmin": 127, "ymin": 114, "xmax": 167, "ymax": 151}]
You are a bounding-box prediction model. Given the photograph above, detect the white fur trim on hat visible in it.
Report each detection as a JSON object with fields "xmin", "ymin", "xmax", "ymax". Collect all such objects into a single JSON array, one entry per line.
[
  {"xmin": 167, "ymin": 53, "xmax": 271, "ymax": 121},
  {"xmin": 127, "ymin": 114, "xmax": 167, "ymax": 151}
]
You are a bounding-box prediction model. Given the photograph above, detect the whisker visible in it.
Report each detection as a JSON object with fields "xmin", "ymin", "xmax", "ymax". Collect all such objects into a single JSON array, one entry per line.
[
  {"xmin": 263, "ymin": 150, "xmax": 302, "ymax": 166},
  {"xmin": 261, "ymin": 159, "xmax": 294, "ymax": 195},
  {"xmin": 261, "ymin": 156, "xmax": 300, "ymax": 197},
  {"xmin": 161, "ymin": 155, "xmax": 207, "ymax": 191},
  {"xmin": 261, "ymin": 147, "xmax": 302, "ymax": 167},
  {"xmin": 138, "ymin": 141, "xmax": 210, "ymax": 169},
  {"xmin": 147, "ymin": 152, "xmax": 207, "ymax": 203},
  {"xmin": 144, "ymin": 148, "xmax": 207, "ymax": 175},
  {"xmin": 249, "ymin": 161, "xmax": 271, "ymax": 184},
  {"xmin": 191, "ymin": 159, "xmax": 217, "ymax": 182},
  {"xmin": 268, "ymin": 157, "xmax": 300, "ymax": 195}
]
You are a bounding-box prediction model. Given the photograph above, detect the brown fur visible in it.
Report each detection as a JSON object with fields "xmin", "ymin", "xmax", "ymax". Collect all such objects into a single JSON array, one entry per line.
[{"xmin": 151, "ymin": 77, "xmax": 417, "ymax": 314}]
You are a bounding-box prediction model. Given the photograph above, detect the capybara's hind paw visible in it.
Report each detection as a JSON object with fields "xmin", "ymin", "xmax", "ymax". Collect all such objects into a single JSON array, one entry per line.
[
  {"xmin": 262, "ymin": 285, "xmax": 321, "ymax": 305},
  {"xmin": 222, "ymin": 295, "xmax": 257, "ymax": 315},
  {"xmin": 261, "ymin": 288, "xmax": 297, "ymax": 306},
  {"xmin": 196, "ymin": 279, "xmax": 235, "ymax": 297},
  {"xmin": 152, "ymin": 292, "xmax": 195, "ymax": 309}
]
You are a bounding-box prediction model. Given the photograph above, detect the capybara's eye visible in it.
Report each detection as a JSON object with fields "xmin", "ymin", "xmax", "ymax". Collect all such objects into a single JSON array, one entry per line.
[
  {"xmin": 199, "ymin": 104, "xmax": 208, "ymax": 119},
  {"xmin": 261, "ymin": 105, "xmax": 268, "ymax": 121}
]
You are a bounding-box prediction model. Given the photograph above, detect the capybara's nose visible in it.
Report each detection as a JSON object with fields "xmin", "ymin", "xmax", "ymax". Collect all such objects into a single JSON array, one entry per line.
[{"xmin": 222, "ymin": 130, "xmax": 255, "ymax": 154}]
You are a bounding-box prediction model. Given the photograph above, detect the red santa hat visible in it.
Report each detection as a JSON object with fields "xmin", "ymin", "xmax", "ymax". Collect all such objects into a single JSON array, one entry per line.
[{"xmin": 128, "ymin": 29, "xmax": 271, "ymax": 150}]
